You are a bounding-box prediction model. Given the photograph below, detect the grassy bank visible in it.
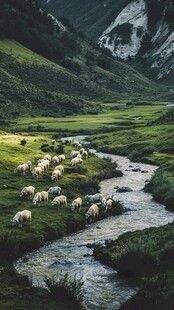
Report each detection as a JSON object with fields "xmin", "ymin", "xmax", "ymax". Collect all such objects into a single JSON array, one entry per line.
[
  {"xmin": 0, "ymin": 131, "xmax": 123, "ymax": 309},
  {"xmin": 94, "ymin": 222, "xmax": 174, "ymax": 310}
]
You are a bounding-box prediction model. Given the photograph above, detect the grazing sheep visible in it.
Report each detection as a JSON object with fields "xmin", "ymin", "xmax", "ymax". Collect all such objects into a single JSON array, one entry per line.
[
  {"xmin": 85, "ymin": 204, "xmax": 99, "ymax": 223},
  {"xmin": 32, "ymin": 191, "xmax": 49, "ymax": 206},
  {"xmin": 20, "ymin": 186, "xmax": 35, "ymax": 200},
  {"xmin": 32, "ymin": 166, "xmax": 43, "ymax": 178},
  {"xmin": 52, "ymin": 156, "xmax": 60, "ymax": 165},
  {"xmin": 70, "ymin": 150, "xmax": 80, "ymax": 158},
  {"xmin": 37, "ymin": 159, "xmax": 49, "ymax": 171},
  {"xmin": 51, "ymin": 195, "xmax": 67, "ymax": 208},
  {"xmin": 11, "ymin": 210, "xmax": 31, "ymax": 227},
  {"xmin": 85, "ymin": 193, "xmax": 104, "ymax": 205},
  {"xmin": 58, "ymin": 154, "xmax": 66, "ymax": 163},
  {"xmin": 48, "ymin": 186, "xmax": 62, "ymax": 196},
  {"xmin": 71, "ymin": 197, "xmax": 82, "ymax": 212},
  {"xmin": 54, "ymin": 165, "xmax": 64, "ymax": 174},
  {"xmin": 82, "ymin": 150, "xmax": 88, "ymax": 159},
  {"xmin": 102, "ymin": 198, "xmax": 113, "ymax": 213},
  {"xmin": 26, "ymin": 161, "xmax": 32, "ymax": 170},
  {"xmin": 51, "ymin": 169, "xmax": 62, "ymax": 181},
  {"xmin": 14, "ymin": 163, "xmax": 30, "ymax": 175},
  {"xmin": 43, "ymin": 154, "xmax": 51, "ymax": 161},
  {"xmin": 70, "ymin": 157, "xmax": 83, "ymax": 166}
]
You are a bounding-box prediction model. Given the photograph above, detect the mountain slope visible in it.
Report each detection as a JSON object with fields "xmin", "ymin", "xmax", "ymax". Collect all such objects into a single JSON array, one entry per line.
[
  {"xmin": 43, "ymin": 0, "xmax": 174, "ymax": 83},
  {"xmin": 0, "ymin": 0, "xmax": 161, "ymax": 121}
]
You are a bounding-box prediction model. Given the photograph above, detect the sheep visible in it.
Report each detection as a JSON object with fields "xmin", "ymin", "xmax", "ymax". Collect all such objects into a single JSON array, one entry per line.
[
  {"xmin": 85, "ymin": 204, "xmax": 99, "ymax": 223},
  {"xmin": 42, "ymin": 159, "xmax": 50, "ymax": 171},
  {"xmin": 37, "ymin": 163, "xmax": 45, "ymax": 173},
  {"xmin": 51, "ymin": 195, "xmax": 67, "ymax": 208},
  {"xmin": 80, "ymin": 148, "xmax": 85, "ymax": 154},
  {"xmin": 102, "ymin": 198, "xmax": 113, "ymax": 213},
  {"xmin": 37, "ymin": 159, "xmax": 49, "ymax": 171},
  {"xmin": 14, "ymin": 163, "xmax": 30, "ymax": 175},
  {"xmin": 11, "ymin": 210, "xmax": 31, "ymax": 228},
  {"xmin": 43, "ymin": 154, "xmax": 51, "ymax": 161},
  {"xmin": 71, "ymin": 197, "xmax": 82, "ymax": 212},
  {"xmin": 85, "ymin": 193, "xmax": 104, "ymax": 205},
  {"xmin": 48, "ymin": 186, "xmax": 62, "ymax": 196},
  {"xmin": 20, "ymin": 186, "xmax": 35, "ymax": 200},
  {"xmin": 32, "ymin": 166, "xmax": 43, "ymax": 178},
  {"xmin": 82, "ymin": 150, "xmax": 88, "ymax": 159},
  {"xmin": 70, "ymin": 150, "xmax": 80, "ymax": 158},
  {"xmin": 52, "ymin": 156, "xmax": 60, "ymax": 165},
  {"xmin": 58, "ymin": 154, "xmax": 66, "ymax": 163},
  {"xmin": 32, "ymin": 191, "xmax": 49, "ymax": 206},
  {"xmin": 70, "ymin": 157, "xmax": 83, "ymax": 166},
  {"xmin": 51, "ymin": 169, "xmax": 62, "ymax": 181},
  {"xmin": 54, "ymin": 165, "xmax": 64, "ymax": 174},
  {"xmin": 26, "ymin": 161, "xmax": 32, "ymax": 170}
]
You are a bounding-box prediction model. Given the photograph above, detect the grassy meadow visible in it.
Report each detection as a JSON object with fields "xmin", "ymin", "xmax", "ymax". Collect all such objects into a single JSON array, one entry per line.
[
  {"xmin": 0, "ymin": 99, "xmax": 174, "ymax": 309},
  {"xmin": 0, "ymin": 130, "xmax": 122, "ymax": 309}
]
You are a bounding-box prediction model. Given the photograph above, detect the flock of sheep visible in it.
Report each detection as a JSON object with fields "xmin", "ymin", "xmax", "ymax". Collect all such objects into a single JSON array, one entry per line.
[{"xmin": 11, "ymin": 138, "xmax": 114, "ymax": 227}]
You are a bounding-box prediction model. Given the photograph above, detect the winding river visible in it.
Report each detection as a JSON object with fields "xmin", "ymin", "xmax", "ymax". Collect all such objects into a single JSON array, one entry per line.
[{"xmin": 15, "ymin": 137, "xmax": 174, "ymax": 309}]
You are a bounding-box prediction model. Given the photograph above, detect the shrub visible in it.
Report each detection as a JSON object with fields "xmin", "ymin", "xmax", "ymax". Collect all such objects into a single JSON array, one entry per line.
[
  {"xmin": 55, "ymin": 144, "xmax": 64, "ymax": 155},
  {"xmin": 0, "ymin": 229, "xmax": 20, "ymax": 259},
  {"xmin": 115, "ymin": 239, "xmax": 157, "ymax": 277},
  {"xmin": 44, "ymin": 272, "xmax": 84, "ymax": 307},
  {"xmin": 20, "ymin": 138, "xmax": 27, "ymax": 146},
  {"xmin": 40, "ymin": 143, "xmax": 52, "ymax": 152},
  {"xmin": 145, "ymin": 169, "xmax": 174, "ymax": 211}
]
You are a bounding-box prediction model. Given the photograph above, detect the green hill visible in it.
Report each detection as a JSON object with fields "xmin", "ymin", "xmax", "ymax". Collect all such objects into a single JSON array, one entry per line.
[{"xmin": 0, "ymin": 0, "xmax": 160, "ymax": 121}]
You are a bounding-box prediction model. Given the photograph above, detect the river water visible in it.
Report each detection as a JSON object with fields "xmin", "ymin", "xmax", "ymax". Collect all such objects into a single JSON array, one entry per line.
[{"xmin": 15, "ymin": 137, "xmax": 174, "ymax": 309}]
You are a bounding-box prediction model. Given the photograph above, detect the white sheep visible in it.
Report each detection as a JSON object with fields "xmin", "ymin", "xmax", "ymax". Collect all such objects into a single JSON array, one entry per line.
[
  {"xmin": 32, "ymin": 166, "xmax": 43, "ymax": 178},
  {"xmin": 54, "ymin": 165, "xmax": 64, "ymax": 174},
  {"xmin": 71, "ymin": 197, "xmax": 82, "ymax": 212},
  {"xmin": 20, "ymin": 186, "xmax": 35, "ymax": 200},
  {"xmin": 14, "ymin": 163, "xmax": 30, "ymax": 175},
  {"xmin": 47, "ymin": 186, "xmax": 62, "ymax": 196},
  {"xmin": 43, "ymin": 154, "xmax": 51, "ymax": 161},
  {"xmin": 11, "ymin": 210, "xmax": 31, "ymax": 227},
  {"xmin": 51, "ymin": 195, "xmax": 67, "ymax": 208},
  {"xmin": 82, "ymin": 150, "xmax": 88, "ymax": 159},
  {"xmin": 51, "ymin": 169, "xmax": 62, "ymax": 181},
  {"xmin": 52, "ymin": 156, "xmax": 60, "ymax": 165},
  {"xmin": 58, "ymin": 154, "xmax": 66, "ymax": 163},
  {"xmin": 32, "ymin": 191, "xmax": 49, "ymax": 206},
  {"xmin": 70, "ymin": 157, "xmax": 83, "ymax": 166},
  {"xmin": 102, "ymin": 198, "xmax": 113, "ymax": 213},
  {"xmin": 26, "ymin": 161, "xmax": 32, "ymax": 170},
  {"xmin": 85, "ymin": 204, "xmax": 99, "ymax": 223},
  {"xmin": 85, "ymin": 193, "xmax": 104, "ymax": 205}
]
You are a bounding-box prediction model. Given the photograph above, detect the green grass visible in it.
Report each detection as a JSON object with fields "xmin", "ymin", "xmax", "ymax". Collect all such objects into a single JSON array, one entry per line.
[
  {"xmin": 94, "ymin": 223, "xmax": 174, "ymax": 310},
  {"xmin": 0, "ymin": 99, "xmax": 174, "ymax": 309},
  {"xmin": 0, "ymin": 130, "xmax": 122, "ymax": 309},
  {"xmin": 0, "ymin": 39, "xmax": 64, "ymax": 69},
  {"xmin": 9, "ymin": 103, "xmax": 171, "ymax": 131}
]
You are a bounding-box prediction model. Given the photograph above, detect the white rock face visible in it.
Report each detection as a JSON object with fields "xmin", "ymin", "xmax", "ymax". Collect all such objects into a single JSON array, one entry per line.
[
  {"xmin": 151, "ymin": 31, "xmax": 174, "ymax": 78},
  {"xmin": 98, "ymin": 0, "xmax": 174, "ymax": 79},
  {"xmin": 98, "ymin": 0, "xmax": 148, "ymax": 60}
]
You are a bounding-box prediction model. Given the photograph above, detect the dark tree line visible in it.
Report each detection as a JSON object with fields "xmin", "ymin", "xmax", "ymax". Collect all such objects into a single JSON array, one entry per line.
[{"xmin": 0, "ymin": 0, "xmax": 79, "ymax": 61}]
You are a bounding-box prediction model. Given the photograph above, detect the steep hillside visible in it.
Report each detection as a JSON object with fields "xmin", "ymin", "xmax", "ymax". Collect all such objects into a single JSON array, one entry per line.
[
  {"xmin": 43, "ymin": 0, "xmax": 174, "ymax": 83},
  {"xmin": 0, "ymin": 39, "xmax": 158, "ymax": 120},
  {"xmin": 0, "ymin": 0, "xmax": 160, "ymax": 121},
  {"xmin": 42, "ymin": 0, "xmax": 131, "ymax": 41}
]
